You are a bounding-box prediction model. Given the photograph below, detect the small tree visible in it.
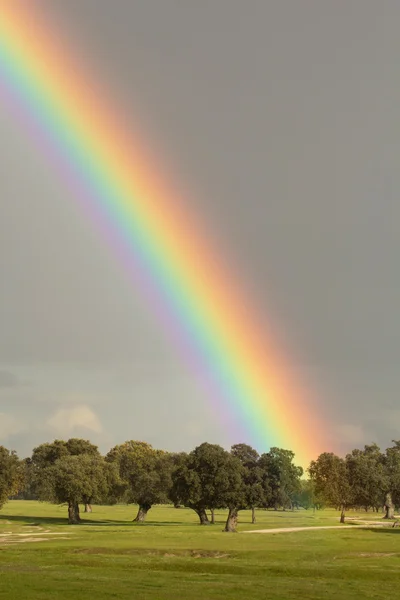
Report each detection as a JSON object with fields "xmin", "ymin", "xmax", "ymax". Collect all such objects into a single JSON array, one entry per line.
[
  {"xmin": 295, "ymin": 479, "xmax": 318, "ymax": 510},
  {"xmin": 309, "ymin": 452, "xmax": 353, "ymax": 523},
  {"xmin": 231, "ymin": 444, "xmax": 264, "ymax": 523},
  {"xmin": 259, "ymin": 448, "xmax": 303, "ymax": 510}
]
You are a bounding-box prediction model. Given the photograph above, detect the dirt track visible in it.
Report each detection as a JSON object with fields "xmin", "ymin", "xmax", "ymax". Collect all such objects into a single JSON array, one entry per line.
[{"xmin": 245, "ymin": 523, "xmax": 389, "ymax": 534}]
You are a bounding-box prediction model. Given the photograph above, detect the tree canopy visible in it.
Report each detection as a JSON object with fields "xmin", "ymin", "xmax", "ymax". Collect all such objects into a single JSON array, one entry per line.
[
  {"xmin": 29, "ymin": 439, "xmax": 111, "ymax": 523},
  {"xmin": 106, "ymin": 441, "xmax": 173, "ymax": 522},
  {"xmin": 171, "ymin": 442, "xmax": 246, "ymax": 531},
  {"xmin": 3, "ymin": 435, "xmax": 400, "ymax": 528}
]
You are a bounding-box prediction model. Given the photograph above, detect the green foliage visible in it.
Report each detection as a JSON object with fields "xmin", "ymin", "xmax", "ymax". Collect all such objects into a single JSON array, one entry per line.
[
  {"xmin": 106, "ymin": 441, "xmax": 173, "ymax": 518},
  {"xmin": 309, "ymin": 452, "xmax": 354, "ymax": 514},
  {"xmin": 259, "ymin": 448, "xmax": 303, "ymax": 509},
  {"xmin": 171, "ymin": 443, "xmax": 245, "ymax": 523},
  {"xmin": 231, "ymin": 443, "xmax": 260, "ymax": 465},
  {"xmin": 384, "ymin": 441, "xmax": 400, "ymax": 505},
  {"xmin": 11, "ymin": 435, "xmax": 400, "ymax": 527},
  {"xmin": 46, "ymin": 454, "xmax": 110, "ymax": 505},
  {"xmin": 0, "ymin": 446, "xmax": 21, "ymax": 508},
  {"xmin": 231, "ymin": 444, "xmax": 265, "ymax": 511},
  {"xmin": 28, "ymin": 439, "xmax": 111, "ymax": 522},
  {"xmin": 294, "ymin": 479, "xmax": 320, "ymax": 509},
  {"xmin": 346, "ymin": 444, "xmax": 387, "ymax": 510}
]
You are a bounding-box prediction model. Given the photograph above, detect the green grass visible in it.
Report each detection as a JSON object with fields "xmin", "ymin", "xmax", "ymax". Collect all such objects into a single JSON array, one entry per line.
[{"xmin": 1, "ymin": 501, "xmax": 400, "ymax": 599}]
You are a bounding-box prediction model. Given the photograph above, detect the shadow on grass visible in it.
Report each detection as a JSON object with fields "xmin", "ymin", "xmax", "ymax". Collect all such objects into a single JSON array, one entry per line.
[
  {"xmin": 0, "ymin": 514, "xmax": 205, "ymax": 527},
  {"xmin": 0, "ymin": 514, "xmax": 109, "ymax": 526},
  {"xmin": 365, "ymin": 526, "xmax": 400, "ymax": 535}
]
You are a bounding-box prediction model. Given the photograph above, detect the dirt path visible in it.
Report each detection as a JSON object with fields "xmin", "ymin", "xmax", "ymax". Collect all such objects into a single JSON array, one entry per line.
[
  {"xmin": 0, "ymin": 531, "xmax": 72, "ymax": 545},
  {"xmin": 245, "ymin": 524, "xmax": 388, "ymax": 534}
]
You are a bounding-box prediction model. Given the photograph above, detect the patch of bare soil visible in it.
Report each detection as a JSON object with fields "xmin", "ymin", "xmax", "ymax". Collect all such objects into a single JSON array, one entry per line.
[
  {"xmin": 245, "ymin": 524, "xmax": 388, "ymax": 534},
  {"xmin": 338, "ymin": 552, "xmax": 399, "ymax": 559},
  {"xmin": 0, "ymin": 532, "xmax": 72, "ymax": 546}
]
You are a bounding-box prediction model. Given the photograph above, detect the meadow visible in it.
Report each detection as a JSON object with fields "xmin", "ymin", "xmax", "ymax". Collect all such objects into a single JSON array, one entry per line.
[{"xmin": 1, "ymin": 501, "xmax": 399, "ymax": 600}]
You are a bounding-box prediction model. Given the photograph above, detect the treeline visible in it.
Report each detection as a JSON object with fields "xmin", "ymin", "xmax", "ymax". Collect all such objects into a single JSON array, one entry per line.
[{"xmin": 1, "ymin": 439, "xmax": 400, "ymax": 531}]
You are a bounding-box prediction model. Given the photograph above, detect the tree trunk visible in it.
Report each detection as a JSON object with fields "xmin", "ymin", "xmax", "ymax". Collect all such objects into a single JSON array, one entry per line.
[
  {"xmin": 193, "ymin": 507, "xmax": 210, "ymax": 525},
  {"xmin": 340, "ymin": 506, "xmax": 345, "ymax": 524},
  {"xmin": 84, "ymin": 504, "xmax": 92, "ymax": 513},
  {"xmin": 133, "ymin": 503, "xmax": 151, "ymax": 522},
  {"xmin": 210, "ymin": 509, "xmax": 215, "ymax": 524},
  {"xmin": 251, "ymin": 507, "xmax": 256, "ymax": 524},
  {"xmin": 384, "ymin": 493, "xmax": 395, "ymax": 519},
  {"xmin": 224, "ymin": 507, "xmax": 238, "ymax": 532},
  {"xmin": 68, "ymin": 501, "xmax": 81, "ymax": 525}
]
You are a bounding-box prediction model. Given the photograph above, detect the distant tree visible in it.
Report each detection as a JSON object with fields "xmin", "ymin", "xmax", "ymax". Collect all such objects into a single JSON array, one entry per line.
[
  {"xmin": 231, "ymin": 444, "xmax": 264, "ymax": 523},
  {"xmin": 0, "ymin": 447, "xmax": 21, "ymax": 509},
  {"xmin": 171, "ymin": 442, "xmax": 245, "ymax": 531},
  {"xmin": 259, "ymin": 448, "xmax": 303, "ymax": 510},
  {"xmin": 346, "ymin": 444, "xmax": 386, "ymax": 513},
  {"xmin": 11, "ymin": 458, "xmax": 37, "ymax": 500},
  {"xmin": 309, "ymin": 452, "xmax": 354, "ymax": 522},
  {"xmin": 168, "ymin": 452, "xmax": 188, "ymax": 509},
  {"xmin": 106, "ymin": 441, "xmax": 172, "ymax": 522},
  {"xmin": 295, "ymin": 479, "xmax": 319, "ymax": 510}
]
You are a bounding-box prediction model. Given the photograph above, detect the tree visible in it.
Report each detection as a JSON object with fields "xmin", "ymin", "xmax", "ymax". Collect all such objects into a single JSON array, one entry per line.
[
  {"xmin": 66, "ymin": 439, "xmax": 101, "ymax": 512},
  {"xmin": 29, "ymin": 439, "xmax": 109, "ymax": 523},
  {"xmin": 0, "ymin": 447, "xmax": 21, "ymax": 509},
  {"xmin": 171, "ymin": 442, "xmax": 245, "ymax": 531},
  {"xmin": 45, "ymin": 454, "xmax": 110, "ymax": 523},
  {"xmin": 231, "ymin": 444, "xmax": 264, "ymax": 523},
  {"xmin": 295, "ymin": 479, "xmax": 319, "ymax": 510},
  {"xmin": 309, "ymin": 452, "xmax": 354, "ymax": 522},
  {"xmin": 106, "ymin": 441, "xmax": 172, "ymax": 522},
  {"xmin": 346, "ymin": 444, "xmax": 386, "ymax": 513},
  {"xmin": 11, "ymin": 458, "xmax": 38, "ymax": 500},
  {"xmin": 383, "ymin": 441, "xmax": 400, "ymax": 519},
  {"xmin": 259, "ymin": 448, "xmax": 303, "ymax": 510}
]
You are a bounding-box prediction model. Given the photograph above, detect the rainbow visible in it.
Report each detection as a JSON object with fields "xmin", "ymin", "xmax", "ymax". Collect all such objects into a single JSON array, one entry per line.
[{"xmin": 0, "ymin": 2, "xmax": 326, "ymax": 465}]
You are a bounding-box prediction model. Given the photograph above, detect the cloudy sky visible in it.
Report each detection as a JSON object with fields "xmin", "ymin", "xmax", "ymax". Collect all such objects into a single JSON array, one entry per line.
[{"xmin": 1, "ymin": 1, "xmax": 399, "ymax": 460}]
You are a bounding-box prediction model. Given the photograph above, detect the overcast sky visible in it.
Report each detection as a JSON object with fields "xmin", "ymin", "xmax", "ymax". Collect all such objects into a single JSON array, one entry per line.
[{"xmin": 1, "ymin": 0, "xmax": 399, "ymax": 460}]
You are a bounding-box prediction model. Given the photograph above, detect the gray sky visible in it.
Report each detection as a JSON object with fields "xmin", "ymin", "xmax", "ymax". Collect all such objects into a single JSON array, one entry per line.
[{"xmin": 1, "ymin": 0, "xmax": 399, "ymax": 460}]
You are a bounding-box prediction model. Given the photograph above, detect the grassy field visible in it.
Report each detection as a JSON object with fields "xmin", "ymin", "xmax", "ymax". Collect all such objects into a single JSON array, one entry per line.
[{"xmin": 1, "ymin": 501, "xmax": 400, "ymax": 599}]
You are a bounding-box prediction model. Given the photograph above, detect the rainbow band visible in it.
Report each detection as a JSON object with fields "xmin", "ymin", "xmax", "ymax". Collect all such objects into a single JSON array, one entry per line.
[{"xmin": 0, "ymin": 3, "xmax": 325, "ymax": 465}]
